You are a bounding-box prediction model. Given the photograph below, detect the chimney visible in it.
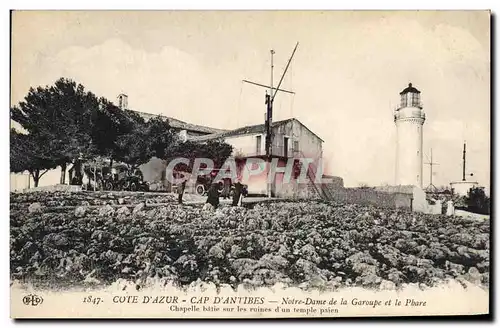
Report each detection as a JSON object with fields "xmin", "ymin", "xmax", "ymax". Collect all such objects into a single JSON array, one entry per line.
[
  {"xmin": 118, "ymin": 94, "xmax": 128, "ymax": 110},
  {"xmin": 179, "ymin": 130, "xmax": 188, "ymax": 142}
]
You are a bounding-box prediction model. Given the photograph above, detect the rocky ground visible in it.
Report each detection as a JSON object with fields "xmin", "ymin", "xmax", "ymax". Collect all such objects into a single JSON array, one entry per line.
[{"xmin": 10, "ymin": 191, "xmax": 490, "ymax": 291}]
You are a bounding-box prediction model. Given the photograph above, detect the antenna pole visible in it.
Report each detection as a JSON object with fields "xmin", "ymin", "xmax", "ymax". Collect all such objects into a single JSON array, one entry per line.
[
  {"xmin": 241, "ymin": 43, "xmax": 299, "ymax": 198},
  {"xmin": 462, "ymin": 142, "xmax": 466, "ymax": 181},
  {"xmin": 270, "ymin": 50, "xmax": 275, "ymax": 99},
  {"xmin": 430, "ymin": 149, "xmax": 433, "ymax": 187},
  {"xmin": 425, "ymin": 148, "xmax": 439, "ymax": 192},
  {"xmin": 266, "ymin": 50, "xmax": 275, "ymax": 198},
  {"xmin": 271, "ymin": 42, "xmax": 299, "ymax": 103},
  {"xmin": 242, "ymin": 80, "xmax": 294, "ymax": 94},
  {"xmin": 266, "ymin": 50, "xmax": 275, "ymax": 159}
]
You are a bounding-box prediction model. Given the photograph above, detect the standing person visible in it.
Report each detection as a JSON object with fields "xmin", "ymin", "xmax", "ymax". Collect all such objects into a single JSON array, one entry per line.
[
  {"xmin": 232, "ymin": 179, "xmax": 243, "ymax": 206},
  {"xmin": 446, "ymin": 200, "xmax": 455, "ymax": 216},
  {"xmin": 135, "ymin": 168, "xmax": 144, "ymax": 181},
  {"xmin": 111, "ymin": 167, "xmax": 118, "ymax": 182},
  {"xmin": 222, "ymin": 178, "xmax": 231, "ymax": 199},
  {"xmin": 177, "ymin": 180, "xmax": 187, "ymax": 204},
  {"xmin": 206, "ymin": 182, "xmax": 220, "ymax": 209}
]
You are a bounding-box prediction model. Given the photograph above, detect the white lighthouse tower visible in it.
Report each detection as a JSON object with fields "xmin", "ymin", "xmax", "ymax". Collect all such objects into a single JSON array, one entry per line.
[{"xmin": 394, "ymin": 83, "xmax": 426, "ymax": 188}]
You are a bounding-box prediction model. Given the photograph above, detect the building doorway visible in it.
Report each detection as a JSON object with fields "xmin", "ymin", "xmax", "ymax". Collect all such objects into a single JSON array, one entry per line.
[{"xmin": 284, "ymin": 137, "xmax": 289, "ymax": 158}]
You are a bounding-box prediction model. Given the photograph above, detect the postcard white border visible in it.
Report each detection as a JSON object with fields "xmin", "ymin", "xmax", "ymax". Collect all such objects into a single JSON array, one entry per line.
[{"xmin": 2, "ymin": 1, "xmax": 497, "ymax": 327}]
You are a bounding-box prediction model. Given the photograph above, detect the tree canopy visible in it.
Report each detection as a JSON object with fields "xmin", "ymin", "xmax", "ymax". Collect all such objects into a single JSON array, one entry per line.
[
  {"xmin": 10, "ymin": 129, "xmax": 58, "ymax": 187},
  {"xmin": 168, "ymin": 139, "xmax": 234, "ymax": 173},
  {"xmin": 11, "ymin": 78, "xmax": 100, "ymax": 183},
  {"xmin": 10, "ymin": 77, "xmax": 234, "ymax": 187}
]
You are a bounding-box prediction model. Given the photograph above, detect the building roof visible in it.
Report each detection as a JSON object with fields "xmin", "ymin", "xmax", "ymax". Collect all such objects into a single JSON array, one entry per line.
[
  {"xmin": 128, "ymin": 109, "xmax": 228, "ymax": 135},
  {"xmin": 189, "ymin": 118, "xmax": 325, "ymax": 142},
  {"xmin": 399, "ymin": 83, "xmax": 421, "ymax": 95}
]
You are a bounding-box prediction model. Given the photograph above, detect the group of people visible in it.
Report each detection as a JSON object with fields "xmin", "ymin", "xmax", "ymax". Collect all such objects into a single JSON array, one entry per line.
[{"xmin": 177, "ymin": 179, "xmax": 246, "ymax": 209}]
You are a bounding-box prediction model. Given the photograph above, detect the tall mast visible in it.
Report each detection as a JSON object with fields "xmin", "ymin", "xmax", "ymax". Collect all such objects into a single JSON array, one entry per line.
[
  {"xmin": 429, "ymin": 149, "xmax": 434, "ymax": 187},
  {"xmin": 425, "ymin": 148, "xmax": 438, "ymax": 192},
  {"xmin": 241, "ymin": 42, "xmax": 299, "ymax": 198},
  {"xmin": 270, "ymin": 50, "xmax": 275, "ymax": 99},
  {"xmin": 266, "ymin": 50, "xmax": 275, "ymax": 162},
  {"xmin": 267, "ymin": 50, "xmax": 275, "ymax": 197},
  {"xmin": 462, "ymin": 142, "xmax": 466, "ymax": 181}
]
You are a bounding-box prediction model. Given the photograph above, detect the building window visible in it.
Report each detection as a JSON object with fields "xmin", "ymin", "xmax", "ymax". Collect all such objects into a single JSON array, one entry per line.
[
  {"xmin": 293, "ymin": 140, "xmax": 299, "ymax": 153},
  {"xmin": 413, "ymin": 93, "xmax": 421, "ymax": 107},
  {"xmin": 400, "ymin": 95, "xmax": 406, "ymax": 108},
  {"xmin": 256, "ymin": 135, "xmax": 261, "ymax": 155}
]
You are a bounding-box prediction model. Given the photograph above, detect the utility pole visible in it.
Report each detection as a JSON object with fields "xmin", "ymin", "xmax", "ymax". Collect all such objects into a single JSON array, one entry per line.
[
  {"xmin": 462, "ymin": 142, "xmax": 466, "ymax": 181},
  {"xmin": 425, "ymin": 148, "xmax": 438, "ymax": 192},
  {"xmin": 266, "ymin": 50, "xmax": 275, "ymax": 197},
  {"xmin": 242, "ymin": 42, "xmax": 299, "ymax": 198},
  {"xmin": 461, "ymin": 141, "xmax": 474, "ymax": 182}
]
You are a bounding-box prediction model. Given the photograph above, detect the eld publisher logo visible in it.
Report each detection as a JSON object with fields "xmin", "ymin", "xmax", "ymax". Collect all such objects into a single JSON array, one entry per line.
[{"xmin": 22, "ymin": 294, "xmax": 43, "ymax": 307}]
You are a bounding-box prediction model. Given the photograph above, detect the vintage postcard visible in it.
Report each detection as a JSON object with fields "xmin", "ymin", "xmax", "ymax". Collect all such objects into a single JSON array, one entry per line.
[{"xmin": 9, "ymin": 10, "xmax": 490, "ymax": 318}]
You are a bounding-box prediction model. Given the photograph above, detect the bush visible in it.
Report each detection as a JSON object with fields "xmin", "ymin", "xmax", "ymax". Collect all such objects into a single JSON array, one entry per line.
[{"xmin": 466, "ymin": 187, "xmax": 490, "ymax": 215}]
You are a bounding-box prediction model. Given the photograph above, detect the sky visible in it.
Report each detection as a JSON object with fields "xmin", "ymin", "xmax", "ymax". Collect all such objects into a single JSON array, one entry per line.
[{"xmin": 10, "ymin": 10, "xmax": 490, "ymax": 189}]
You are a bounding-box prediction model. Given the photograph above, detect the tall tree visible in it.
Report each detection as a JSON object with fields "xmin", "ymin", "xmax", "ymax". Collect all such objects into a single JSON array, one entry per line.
[
  {"xmin": 90, "ymin": 98, "xmax": 135, "ymax": 169},
  {"xmin": 10, "ymin": 129, "xmax": 58, "ymax": 187},
  {"xmin": 10, "ymin": 78, "xmax": 99, "ymax": 184},
  {"xmin": 110, "ymin": 114, "xmax": 178, "ymax": 170},
  {"xmin": 204, "ymin": 140, "xmax": 235, "ymax": 169},
  {"xmin": 114, "ymin": 122, "xmax": 152, "ymax": 170},
  {"xmin": 146, "ymin": 116, "xmax": 176, "ymax": 159}
]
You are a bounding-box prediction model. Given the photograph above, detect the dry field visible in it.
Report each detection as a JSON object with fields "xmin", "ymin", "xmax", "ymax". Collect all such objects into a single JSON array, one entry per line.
[{"xmin": 10, "ymin": 191, "xmax": 490, "ymax": 291}]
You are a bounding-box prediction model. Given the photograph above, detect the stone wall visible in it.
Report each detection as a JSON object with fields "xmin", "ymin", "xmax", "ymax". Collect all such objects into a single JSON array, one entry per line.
[
  {"xmin": 275, "ymin": 175, "xmax": 345, "ymax": 200},
  {"xmin": 321, "ymin": 175, "xmax": 344, "ymax": 189},
  {"xmin": 323, "ymin": 187, "xmax": 413, "ymax": 210},
  {"xmin": 293, "ymin": 181, "xmax": 322, "ymax": 199},
  {"xmin": 22, "ymin": 184, "xmax": 82, "ymax": 193}
]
